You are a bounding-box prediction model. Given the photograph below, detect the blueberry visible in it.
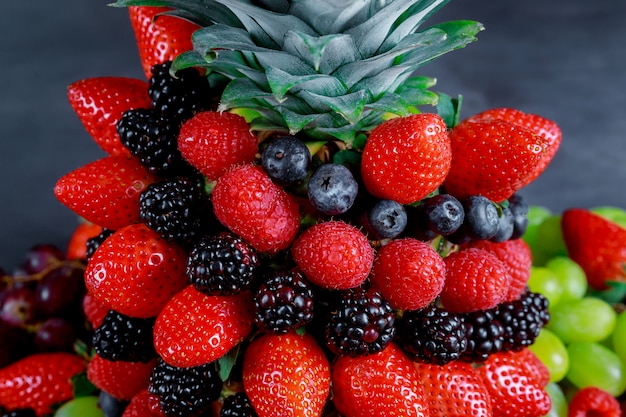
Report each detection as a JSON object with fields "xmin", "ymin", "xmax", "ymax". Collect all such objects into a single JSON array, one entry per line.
[
  {"xmin": 422, "ymin": 194, "xmax": 464, "ymax": 236},
  {"xmin": 367, "ymin": 200, "xmax": 407, "ymax": 239},
  {"xmin": 508, "ymin": 193, "xmax": 529, "ymax": 240},
  {"xmin": 261, "ymin": 136, "xmax": 311, "ymax": 186},
  {"xmin": 490, "ymin": 206, "xmax": 515, "ymax": 242},
  {"xmin": 307, "ymin": 164, "xmax": 358, "ymax": 215},
  {"xmin": 463, "ymin": 195, "xmax": 499, "ymax": 240},
  {"xmin": 404, "ymin": 205, "xmax": 438, "ymax": 242}
]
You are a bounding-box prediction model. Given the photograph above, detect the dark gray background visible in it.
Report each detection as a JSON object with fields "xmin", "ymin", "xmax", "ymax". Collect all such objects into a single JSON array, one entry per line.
[{"xmin": 1, "ymin": 1, "xmax": 625, "ymax": 270}]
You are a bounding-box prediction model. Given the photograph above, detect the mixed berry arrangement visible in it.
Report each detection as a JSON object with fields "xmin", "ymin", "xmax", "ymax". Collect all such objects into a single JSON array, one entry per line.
[{"xmin": 1, "ymin": 1, "xmax": 626, "ymax": 417}]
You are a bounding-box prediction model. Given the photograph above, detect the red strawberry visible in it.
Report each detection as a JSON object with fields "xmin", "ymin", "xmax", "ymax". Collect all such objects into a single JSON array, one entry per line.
[
  {"xmin": 65, "ymin": 220, "xmax": 103, "ymax": 260},
  {"xmin": 67, "ymin": 77, "xmax": 151, "ymax": 155},
  {"xmin": 291, "ymin": 220, "xmax": 374, "ymax": 289},
  {"xmin": 128, "ymin": 6, "xmax": 200, "ymax": 79},
  {"xmin": 84, "ymin": 223, "xmax": 188, "ymax": 318},
  {"xmin": 178, "ymin": 111, "xmax": 259, "ymax": 181},
  {"xmin": 370, "ymin": 238, "xmax": 446, "ymax": 310},
  {"xmin": 414, "ymin": 360, "xmax": 492, "ymax": 417},
  {"xmin": 465, "ymin": 239, "xmax": 533, "ymax": 301},
  {"xmin": 212, "ymin": 164, "xmax": 301, "ymax": 254},
  {"xmin": 561, "ymin": 208, "xmax": 626, "ymax": 290},
  {"xmin": 568, "ymin": 386, "xmax": 621, "ymax": 417},
  {"xmin": 441, "ymin": 247, "xmax": 511, "ymax": 312},
  {"xmin": 54, "ymin": 155, "xmax": 158, "ymax": 230},
  {"xmin": 122, "ymin": 389, "xmax": 158, "ymax": 417},
  {"xmin": 153, "ymin": 285, "xmax": 254, "ymax": 367},
  {"xmin": 475, "ymin": 350, "xmax": 552, "ymax": 417},
  {"xmin": 516, "ymin": 348, "xmax": 550, "ymax": 388},
  {"xmin": 82, "ymin": 291, "xmax": 111, "ymax": 328},
  {"xmin": 467, "ymin": 107, "xmax": 561, "ymax": 181},
  {"xmin": 87, "ymin": 354, "xmax": 156, "ymax": 401},
  {"xmin": 243, "ymin": 331, "xmax": 331, "ymax": 417},
  {"xmin": 0, "ymin": 352, "xmax": 86, "ymax": 416},
  {"xmin": 361, "ymin": 113, "xmax": 451, "ymax": 204},
  {"xmin": 443, "ymin": 118, "xmax": 549, "ymax": 202},
  {"xmin": 332, "ymin": 342, "xmax": 428, "ymax": 417}
]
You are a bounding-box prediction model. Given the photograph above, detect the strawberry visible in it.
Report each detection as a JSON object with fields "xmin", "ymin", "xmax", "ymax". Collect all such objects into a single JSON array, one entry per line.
[
  {"xmin": 243, "ymin": 331, "xmax": 331, "ymax": 417},
  {"xmin": 361, "ymin": 113, "xmax": 451, "ymax": 204},
  {"xmin": 67, "ymin": 77, "xmax": 151, "ymax": 155},
  {"xmin": 122, "ymin": 389, "xmax": 159, "ymax": 417},
  {"xmin": 515, "ymin": 348, "xmax": 550, "ymax": 388},
  {"xmin": 66, "ymin": 220, "xmax": 103, "ymax": 260},
  {"xmin": 0, "ymin": 352, "xmax": 86, "ymax": 416},
  {"xmin": 84, "ymin": 223, "xmax": 188, "ymax": 318},
  {"xmin": 54, "ymin": 155, "xmax": 158, "ymax": 230},
  {"xmin": 178, "ymin": 111, "xmax": 259, "ymax": 181},
  {"xmin": 440, "ymin": 247, "xmax": 511, "ymax": 312},
  {"xmin": 82, "ymin": 291, "xmax": 111, "ymax": 328},
  {"xmin": 212, "ymin": 164, "xmax": 301, "ymax": 254},
  {"xmin": 561, "ymin": 208, "xmax": 626, "ymax": 290},
  {"xmin": 475, "ymin": 350, "xmax": 552, "ymax": 417},
  {"xmin": 467, "ymin": 107, "xmax": 561, "ymax": 181},
  {"xmin": 443, "ymin": 118, "xmax": 549, "ymax": 202},
  {"xmin": 369, "ymin": 238, "xmax": 446, "ymax": 310},
  {"xmin": 465, "ymin": 238, "xmax": 533, "ymax": 301},
  {"xmin": 568, "ymin": 386, "xmax": 621, "ymax": 417},
  {"xmin": 153, "ymin": 285, "xmax": 254, "ymax": 367},
  {"xmin": 291, "ymin": 220, "xmax": 374, "ymax": 290},
  {"xmin": 414, "ymin": 360, "xmax": 492, "ymax": 417},
  {"xmin": 332, "ymin": 342, "xmax": 429, "ymax": 417},
  {"xmin": 87, "ymin": 354, "xmax": 156, "ymax": 401},
  {"xmin": 128, "ymin": 6, "xmax": 200, "ymax": 79}
]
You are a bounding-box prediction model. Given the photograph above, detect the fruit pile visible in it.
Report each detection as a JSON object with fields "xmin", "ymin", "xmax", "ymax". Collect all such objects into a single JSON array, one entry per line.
[{"xmin": 1, "ymin": 1, "xmax": 625, "ymax": 417}]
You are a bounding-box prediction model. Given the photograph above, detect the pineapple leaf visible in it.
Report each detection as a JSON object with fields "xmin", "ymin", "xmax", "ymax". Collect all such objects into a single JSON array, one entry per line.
[
  {"xmin": 436, "ymin": 92, "xmax": 463, "ymax": 128},
  {"xmin": 265, "ymin": 67, "xmax": 345, "ymax": 100},
  {"xmin": 282, "ymin": 32, "xmax": 359, "ymax": 73},
  {"xmin": 192, "ymin": 24, "xmax": 268, "ymax": 53},
  {"xmin": 110, "ymin": 0, "xmax": 241, "ymax": 27},
  {"xmin": 297, "ymin": 90, "xmax": 368, "ymax": 124},
  {"xmin": 171, "ymin": 50, "xmax": 211, "ymax": 71},
  {"xmin": 288, "ymin": 0, "xmax": 376, "ymax": 34},
  {"xmin": 351, "ymin": 65, "xmax": 414, "ymax": 99},
  {"xmin": 275, "ymin": 107, "xmax": 320, "ymax": 135},
  {"xmin": 219, "ymin": 79, "xmax": 276, "ymax": 109}
]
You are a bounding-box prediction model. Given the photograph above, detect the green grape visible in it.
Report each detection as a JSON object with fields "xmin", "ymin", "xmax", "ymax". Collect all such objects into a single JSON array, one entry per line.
[
  {"xmin": 528, "ymin": 267, "xmax": 562, "ymax": 308},
  {"xmin": 546, "ymin": 297, "xmax": 616, "ymax": 344},
  {"xmin": 565, "ymin": 341, "xmax": 626, "ymax": 397},
  {"xmin": 544, "ymin": 256, "xmax": 587, "ymax": 304},
  {"xmin": 592, "ymin": 206, "xmax": 626, "ymax": 229},
  {"xmin": 611, "ymin": 311, "xmax": 626, "ymax": 365},
  {"xmin": 523, "ymin": 206, "xmax": 553, "ymax": 266},
  {"xmin": 54, "ymin": 396, "xmax": 104, "ymax": 417},
  {"xmin": 534, "ymin": 214, "xmax": 568, "ymax": 265},
  {"xmin": 529, "ymin": 328, "xmax": 569, "ymax": 383},
  {"xmin": 542, "ymin": 382, "xmax": 568, "ymax": 417}
]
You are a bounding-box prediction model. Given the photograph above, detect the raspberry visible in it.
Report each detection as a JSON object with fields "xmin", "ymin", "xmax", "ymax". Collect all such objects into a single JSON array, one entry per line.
[
  {"xmin": 369, "ymin": 238, "xmax": 445, "ymax": 310},
  {"xmin": 93, "ymin": 310, "xmax": 156, "ymax": 363},
  {"xmin": 440, "ymin": 248, "xmax": 511, "ymax": 313},
  {"xmin": 292, "ymin": 220, "xmax": 374, "ymax": 289},
  {"xmin": 567, "ymin": 386, "xmax": 621, "ymax": 417}
]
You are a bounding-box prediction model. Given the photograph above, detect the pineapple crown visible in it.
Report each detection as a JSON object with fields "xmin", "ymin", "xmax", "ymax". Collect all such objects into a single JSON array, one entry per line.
[{"xmin": 113, "ymin": 0, "xmax": 483, "ymax": 145}]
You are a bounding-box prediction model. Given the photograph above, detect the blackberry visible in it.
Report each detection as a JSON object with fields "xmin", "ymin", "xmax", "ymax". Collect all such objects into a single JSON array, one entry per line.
[
  {"xmin": 149, "ymin": 359, "xmax": 222, "ymax": 417},
  {"xmin": 220, "ymin": 392, "xmax": 259, "ymax": 417},
  {"xmin": 149, "ymin": 61, "xmax": 214, "ymax": 120},
  {"xmin": 0, "ymin": 408, "xmax": 37, "ymax": 417},
  {"xmin": 495, "ymin": 290, "xmax": 550, "ymax": 352},
  {"xmin": 307, "ymin": 163, "xmax": 358, "ymax": 215},
  {"xmin": 253, "ymin": 270, "xmax": 315, "ymax": 334},
  {"xmin": 261, "ymin": 135, "xmax": 311, "ymax": 186},
  {"xmin": 93, "ymin": 310, "xmax": 156, "ymax": 363},
  {"xmin": 324, "ymin": 288, "xmax": 396, "ymax": 356},
  {"xmin": 187, "ymin": 233, "xmax": 260, "ymax": 295},
  {"xmin": 86, "ymin": 228, "xmax": 115, "ymax": 261},
  {"xmin": 460, "ymin": 308, "xmax": 504, "ymax": 363},
  {"xmin": 396, "ymin": 305, "xmax": 467, "ymax": 365},
  {"xmin": 139, "ymin": 177, "xmax": 212, "ymax": 247},
  {"xmin": 365, "ymin": 199, "xmax": 407, "ymax": 240},
  {"xmin": 117, "ymin": 107, "xmax": 190, "ymax": 176}
]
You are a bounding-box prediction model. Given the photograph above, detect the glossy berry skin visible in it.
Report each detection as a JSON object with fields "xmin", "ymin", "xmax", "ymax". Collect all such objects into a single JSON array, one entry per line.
[
  {"xmin": 212, "ymin": 164, "xmax": 301, "ymax": 254},
  {"xmin": 307, "ymin": 163, "xmax": 358, "ymax": 215},
  {"xmin": 120, "ymin": 389, "xmax": 153, "ymax": 417},
  {"xmin": 365, "ymin": 199, "xmax": 407, "ymax": 239},
  {"xmin": 153, "ymin": 285, "xmax": 254, "ymax": 367},
  {"xmin": 243, "ymin": 332, "xmax": 330, "ymax": 417},
  {"xmin": 65, "ymin": 221, "xmax": 103, "ymax": 261},
  {"xmin": 0, "ymin": 352, "xmax": 86, "ymax": 416},
  {"xmin": 261, "ymin": 136, "xmax": 311, "ymax": 186},
  {"xmin": 54, "ymin": 155, "xmax": 159, "ymax": 230},
  {"xmin": 84, "ymin": 223, "xmax": 189, "ymax": 318},
  {"xmin": 292, "ymin": 220, "xmax": 374, "ymax": 289},
  {"xmin": 370, "ymin": 238, "xmax": 445, "ymax": 310},
  {"xmin": 463, "ymin": 195, "xmax": 500, "ymax": 240},
  {"xmin": 178, "ymin": 111, "xmax": 259, "ymax": 181},
  {"xmin": 567, "ymin": 386, "xmax": 621, "ymax": 417},
  {"xmin": 87, "ymin": 354, "xmax": 156, "ymax": 402},
  {"xmin": 490, "ymin": 206, "xmax": 515, "ymax": 242},
  {"xmin": 507, "ymin": 193, "xmax": 530, "ymax": 240},
  {"xmin": 331, "ymin": 342, "xmax": 428, "ymax": 417},
  {"xmin": 422, "ymin": 193, "xmax": 464, "ymax": 236},
  {"xmin": 561, "ymin": 208, "xmax": 626, "ymax": 290},
  {"xmin": 361, "ymin": 113, "xmax": 451, "ymax": 204},
  {"xmin": 128, "ymin": 6, "xmax": 200, "ymax": 80},
  {"xmin": 444, "ymin": 118, "xmax": 549, "ymax": 203},
  {"xmin": 441, "ymin": 248, "xmax": 511, "ymax": 313},
  {"xmin": 67, "ymin": 77, "xmax": 152, "ymax": 156}
]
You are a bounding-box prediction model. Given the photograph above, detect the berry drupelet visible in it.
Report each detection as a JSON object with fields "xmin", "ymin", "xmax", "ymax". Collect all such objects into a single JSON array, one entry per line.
[
  {"xmin": 92, "ymin": 310, "xmax": 156, "ymax": 363},
  {"xmin": 0, "ymin": 407, "xmax": 37, "ymax": 417},
  {"xmin": 253, "ymin": 270, "xmax": 315, "ymax": 334},
  {"xmin": 220, "ymin": 392, "xmax": 259, "ymax": 417},
  {"xmin": 460, "ymin": 309, "xmax": 505, "ymax": 363},
  {"xmin": 85, "ymin": 228, "xmax": 115, "ymax": 261},
  {"xmin": 495, "ymin": 290, "xmax": 550, "ymax": 352},
  {"xmin": 187, "ymin": 232, "xmax": 260, "ymax": 295}
]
